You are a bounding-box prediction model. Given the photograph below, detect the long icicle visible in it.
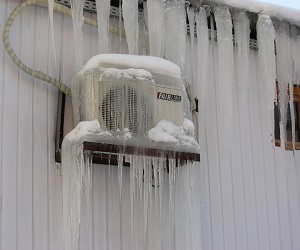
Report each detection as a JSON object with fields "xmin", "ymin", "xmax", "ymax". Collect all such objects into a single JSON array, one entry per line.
[
  {"xmin": 275, "ymin": 21, "xmax": 293, "ymax": 149},
  {"xmin": 122, "ymin": 0, "xmax": 139, "ymax": 54},
  {"xmin": 48, "ymin": 0, "xmax": 57, "ymax": 70},
  {"xmin": 70, "ymin": 0, "xmax": 85, "ymax": 71},
  {"xmin": 147, "ymin": 0, "xmax": 164, "ymax": 57},
  {"xmin": 95, "ymin": 0, "xmax": 110, "ymax": 54},
  {"xmin": 213, "ymin": 5, "xmax": 234, "ymax": 166}
]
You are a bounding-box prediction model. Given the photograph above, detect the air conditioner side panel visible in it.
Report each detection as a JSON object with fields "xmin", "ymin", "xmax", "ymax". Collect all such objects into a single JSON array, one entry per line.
[{"xmin": 155, "ymin": 86, "xmax": 183, "ymax": 126}]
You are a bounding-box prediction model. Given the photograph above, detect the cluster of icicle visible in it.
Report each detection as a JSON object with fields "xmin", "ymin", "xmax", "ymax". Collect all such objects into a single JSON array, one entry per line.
[
  {"xmin": 257, "ymin": 14, "xmax": 300, "ymax": 150},
  {"xmin": 61, "ymin": 121, "xmax": 200, "ymax": 250}
]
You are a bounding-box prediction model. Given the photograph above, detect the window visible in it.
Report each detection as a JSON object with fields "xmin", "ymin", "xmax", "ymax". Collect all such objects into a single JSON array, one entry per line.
[{"xmin": 274, "ymin": 85, "xmax": 300, "ymax": 150}]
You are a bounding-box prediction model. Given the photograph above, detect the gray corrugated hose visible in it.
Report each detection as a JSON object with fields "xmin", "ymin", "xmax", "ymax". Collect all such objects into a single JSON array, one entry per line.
[{"xmin": 2, "ymin": 0, "xmax": 125, "ymax": 96}]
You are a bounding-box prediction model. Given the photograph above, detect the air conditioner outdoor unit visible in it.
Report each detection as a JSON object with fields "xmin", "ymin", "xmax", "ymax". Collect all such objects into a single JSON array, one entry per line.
[{"xmin": 72, "ymin": 54, "xmax": 186, "ymax": 137}]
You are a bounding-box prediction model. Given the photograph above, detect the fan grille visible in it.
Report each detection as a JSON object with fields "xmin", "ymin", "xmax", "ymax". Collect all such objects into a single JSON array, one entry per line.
[{"xmin": 99, "ymin": 80, "xmax": 154, "ymax": 135}]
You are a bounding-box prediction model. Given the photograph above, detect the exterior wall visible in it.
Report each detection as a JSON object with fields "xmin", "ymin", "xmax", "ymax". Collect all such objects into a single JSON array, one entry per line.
[{"xmin": 0, "ymin": 0, "xmax": 299, "ymax": 249}]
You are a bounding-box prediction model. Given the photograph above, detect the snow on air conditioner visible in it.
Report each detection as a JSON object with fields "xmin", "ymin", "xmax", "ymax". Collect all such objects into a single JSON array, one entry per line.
[{"xmin": 70, "ymin": 54, "xmax": 199, "ymax": 153}]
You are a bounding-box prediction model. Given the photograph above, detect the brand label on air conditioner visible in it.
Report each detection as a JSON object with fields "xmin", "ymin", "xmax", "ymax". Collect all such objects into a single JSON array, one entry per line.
[{"xmin": 157, "ymin": 92, "xmax": 181, "ymax": 102}]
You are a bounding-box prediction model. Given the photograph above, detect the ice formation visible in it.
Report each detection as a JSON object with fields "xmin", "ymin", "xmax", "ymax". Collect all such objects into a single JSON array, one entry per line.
[
  {"xmin": 122, "ymin": 0, "xmax": 139, "ymax": 54},
  {"xmin": 147, "ymin": 0, "xmax": 164, "ymax": 57},
  {"xmin": 70, "ymin": 0, "xmax": 85, "ymax": 71},
  {"xmin": 62, "ymin": 118, "xmax": 200, "ymax": 250},
  {"xmin": 233, "ymin": 12, "xmax": 250, "ymax": 108},
  {"xmin": 291, "ymin": 25, "xmax": 300, "ymax": 85},
  {"xmin": 257, "ymin": 14, "xmax": 277, "ymax": 111},
  {"xmin": 203, "ymin": 0, "xmax": 300, "ymax": 26},
  {"xmin": 48, "ymin": 0, "xmax": 57, "ymax": 69},
  {"xmin": 187, "ymin": 6, "xmax": 195, "ymax": 83},
  {"xmin": 164, "ymin": 0, "xmax": 186, "ymax": 74},
  {"xmin": 195, "ymin": 7, "xmax": 209, "ymax": 164},
  {"xmin": 275, "ymin": 21, "xmax": 293, "ymax": 148},
  {"xmin": 214, "ymin": 6, "xmax": 234, "ymax": 165},
  {"xmin": 95, "ymin": 0, "xmax": 110, "ymax": 54}
]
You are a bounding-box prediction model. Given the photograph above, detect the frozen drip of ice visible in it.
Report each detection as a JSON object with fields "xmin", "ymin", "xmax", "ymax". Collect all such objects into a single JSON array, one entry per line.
[
  {"xmin": 62, "ymin": 121, "xmax": 99, "ymax": 250},
  {"xmin": 275, "ymin": 21, "xmax": 293, "ymax": 149},
  {"xmin": 187, "ymin": 6, "xmax": 195, "ymax": 83},
  {"xmin": 214, "ymin": 6, "xmax": 234, "ymax": 165},
  {"xmin": 122, "ymin": 0, "xmax": 139, "ymax": 54},
  {"xmin": 291, "ymin": 25, "xmax": 300, "ymax": 86},
  {"xmin": 164, "ymin": 0, "xmax": 186, "ymax": 74},
  {"xmin": 48, "ymin": 0, "xmax": 57, "ymax": 69},
  {"xmin": 147, "ymin": 0, "xmax": 164, "ymax": 57},
  {"xmin": 195, "ymin": 7, "xmax": 209, "ymax": 164},
  {"xmin": 95, "ymin": 0, "xmax": 110, "ymax": 54},
  {"xmin": 70, "ymin": 0, "xmax": 85, "ymax": 71},
  {"xmin": 233, "ymin": 12, "xmax": 250, "ymax": 109},
  {"xmin": 257, "ymin": 14, "xmax": 277, "ymax": 111},
  {"xmin": 62, "ymin": 118, "xmax": 201, "ymax": 249}
]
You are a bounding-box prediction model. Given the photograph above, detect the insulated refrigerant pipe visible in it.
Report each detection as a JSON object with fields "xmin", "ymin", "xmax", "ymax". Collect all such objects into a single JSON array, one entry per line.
[{"xmin": 2, "ymin": 0, "xmax": 125, "ymax": 96}]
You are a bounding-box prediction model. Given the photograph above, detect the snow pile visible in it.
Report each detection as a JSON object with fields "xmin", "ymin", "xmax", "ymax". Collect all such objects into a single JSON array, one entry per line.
[
  {"xmin": 148, "ymin": 118, "xmax": 199, "ymax": 148},
  {"xmin": 63, "ymin": 120, "xmax": 106, "ymax": 143},
  {"xmin": 101, "ymin": 68, "xmax": 154, "ymax": 81},
  {"xmin": 78, "ymin": 54, "xmax": 181, "ymax": 79}
]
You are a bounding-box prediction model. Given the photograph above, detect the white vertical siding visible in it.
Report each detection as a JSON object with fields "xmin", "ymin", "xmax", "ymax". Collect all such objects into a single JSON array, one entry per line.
[{"xmin": 0, "ymin": 1, "xmax": 300, "ymax": 249}]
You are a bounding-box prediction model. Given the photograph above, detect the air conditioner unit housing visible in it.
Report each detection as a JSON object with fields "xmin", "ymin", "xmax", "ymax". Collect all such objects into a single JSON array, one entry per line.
[{"xmin": 71, "ymin": 54, "xmax": 188, "ymax": 137}]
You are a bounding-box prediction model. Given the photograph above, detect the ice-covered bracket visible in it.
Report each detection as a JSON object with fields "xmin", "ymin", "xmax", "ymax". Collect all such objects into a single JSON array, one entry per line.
[{"xmin": 69, "ymin": 54, "xmax": 200, "ymax": 159}]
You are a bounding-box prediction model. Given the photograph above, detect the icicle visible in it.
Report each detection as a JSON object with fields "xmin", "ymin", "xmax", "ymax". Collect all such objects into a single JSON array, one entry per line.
[
  {"xmin": 187, "ymin": 5, "xmax": 195, "ymax": 83},
  {"xmin": 233, "ymin": 12, "xmax": 250, "ymax": 109},
  {"xmin": 164, "ymin": 0, "xmax": 186, "ymax": 74},
  {"xmin": 195, "ymin": 7, "xmax": 209, "ymax": 165},
  {"xmin": 48, "ymin": 0, "xmax": 57, "ymax": 69},
  {"xmin": 257, "ymin": 14, "xmax": 277, "ymax": 110},
  {"xmin": 122, "ymin": 0, "xmax": 139, "ymax": 54},
  {"xmin": 291, "ymin": 26, "xmax": 300, "ymax": 149},
  {"xmin": 213, "ymin": 6, "xmax": 234, "ymax": 165},
  {"xmin": 81, "ymin": 151, "xmax": 93, "ymax": 250},
  {"xmin": 257, "ymin": 14, "xmax": 277, "ymax": 147},
  {"xmin": 291, "ymin": 25, "xmax": 300, "ymax": 86},
  {"xmin": 147, "ymin": 0, "xmax": 164, "ymax": 57},
  {"xmin": 70, "ymin": 0, "xmax": 85, "ymax": 71},
  {"xmin": 62, "ymin": 142, "xmax": 84, "ymax": 250},
  {"xmin": 275, "ymin": 21, "xmax": 293, "ymax": 149},
  {"xmin": 95, "ymin": 0, "xmax": 110, "ymax": 54}
]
